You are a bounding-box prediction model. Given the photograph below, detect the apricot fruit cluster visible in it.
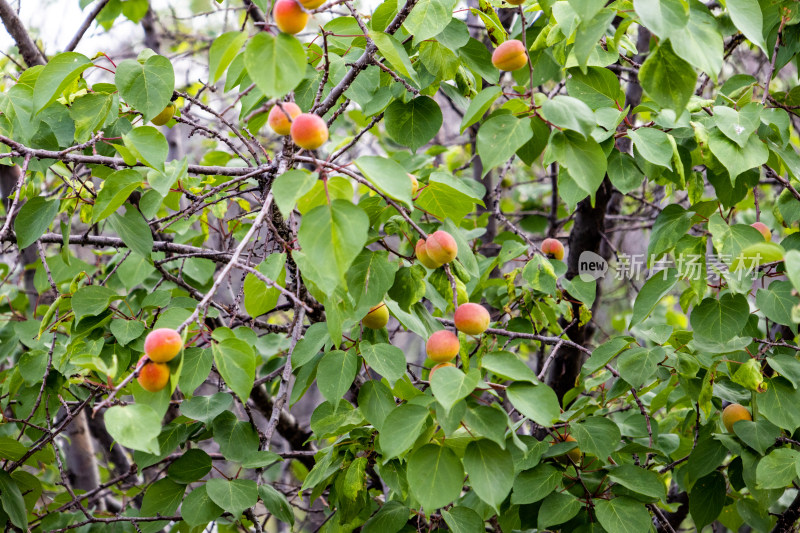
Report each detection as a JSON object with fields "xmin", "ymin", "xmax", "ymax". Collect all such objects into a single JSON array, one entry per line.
[
  {"xmin": 137, "ymin": 328, "xmax": 183, "ymax": 393},
  {"xmin": 415, "ymin": 230, "xmax": 458, "ymax": 269}
]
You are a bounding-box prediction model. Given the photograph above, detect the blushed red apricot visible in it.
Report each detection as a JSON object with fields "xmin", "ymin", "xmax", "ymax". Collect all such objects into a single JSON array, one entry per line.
[
  {"xmin": 290, "ymin": 113, "xmax": 329, "ymax": 150},
  {"xmin": 491, "ymin": 40, "xmax": 528, "ymax": 71},
  {"xmin": 137, "ymin": 360, "xmax": 170, "ymax": 393},
  {"xmin": 415, "ymin": 239, "xmax": 442, "ymax": 269},
  {"xmin": 454, "ymin": 303, "xmax": 490, "ymax": 335},
  {"xmin": 144, "ymin": 328, "xmax": 183, "ymax": 363},
  {"xmin": 362, "ymin": 303, "xmax": 389, "ymax": 329},
  {"xmin": 426, "ymin": 330, "xmax": 460, "ymax": 363},
  {"xmin": 425, "ymin": 230, "xmax": 458, "ymax": 265},
  {"xmin": 722, "ymin": 403, "xmax": 752, "ymax": 432},
  {"xmin": 751, "ymin": 222, "xmax": 771, "ymax": 242},
  {"xmin": 268, "ymin": 102, "xmax": 302, "ymax": 136},
  {"xmin": 273, "ymin": 0, "xmax": 309, "ymax": 35},
  {"xmin": 541, "ymin": 238, "xmax": 565, "ymax": 261}
]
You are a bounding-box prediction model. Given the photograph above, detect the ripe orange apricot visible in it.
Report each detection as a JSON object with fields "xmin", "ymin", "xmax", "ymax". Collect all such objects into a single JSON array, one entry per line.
[
  {"xmin": 151, "ymin": 104, "xmax": 175, "ymax": 126},
  {"xmin": 751, "ymin": 222, "xmax": 771, "ymax": 242},
  {"xmin": 415, "ymin": 239, "xmax": 442, "ymax": 269},
  {"xmin": 362, "ymin": 303, "xmax": 389, "ymax": 329},
  {"xmin": 144, "ymin": 328, "xmax": 183, "ymax": 363},
  {"xmin": 541, "ymin": 238, "xmax": 565, "ymax": 261},
  {"xmin": 273, "ymin": 0, "xmax": 309, "ymax": 35},
  {"xmin": 426, "ymin": 330, "xmax": 460, "ymax": 363},
  {"xmin": 454, "ymin": 303, "xmax": 491, "ymax": 335},
  {"xmin": 425, "ymin": 230, "xmax": 458, "ymax": 265},
  {"xmin": 268, "ymin": 102, "xmax": 302, "ymax": 136},
  {"xmin": 137, "ymin": 360, "xmax": 170, "ymax": 393},
  {"xmin": 552, "ymin": 434, "xmax": 581, "ymax": 464},
  {"xmin": 722, "ymin": 403, "xmax": 752, "ymax": 432},
  {"xmin": 491, "ymin": 40, "xmax": 528, "ymax": 71},
  {"xmin": 299, "ymin": 0, "xmax": 326, "ymax": 9},
  {"xmin": 429, "ymin": 362, "xmax": 455, "ymax": 379},
  {"xmin": 290, "ymin": 113, "xmax": 329, "ymax": 150}
]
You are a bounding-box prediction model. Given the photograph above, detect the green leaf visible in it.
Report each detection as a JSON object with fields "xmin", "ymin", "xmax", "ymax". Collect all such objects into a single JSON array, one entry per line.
[
  {"xmin": 360, "ymin": 343, "xmax": 406, "ymax": 386},
  {"xmin": 538, "ymin": 491, "xmax": 581, "ymax": 529},
  {"xmin": 363, "ymin": 501, "xmax": 409, "ymax": 533},
  {"xmin": 209, "ymin": 31, "xmax": 247, "ymax": 83},
  {"xmin": 766, "ymin": 354, "xmax": 800, "ymax": 389},
  {"xmin": 714, "ymin": 104, "xmax": 761, "ymax": 148},
  {"xmin": 358, "ymin": 380, "xmax": 396, "ymax": 431},
  {"xmin": 213, "ymin": 338, "xmax": 256, "ymax": 403},
  {"xmin": 355, "ymin": 156, "xmax": 414, "ymax": 208},
  {"xmin": 708, "ymin": 128, "xmax": 769, "ymax": 182},
  {"xmin": 756, "ymin": 281, "xmax": 797, "ymax": 328},
  {"xmin": 461, "ymin": 86, "xmax": 502, "ymax": 133},
  {"xmin": 595, "ymin": 496, "xmax": 653, "ymax": 533},
  {"xmin": 317, "ymin": 350, "xmax": 358, "ymax": 403},
  {"xmin": 0, "ymin": 471, "xmax": 27, "ymax": 529},
  {"xmin": 69, "ymin": 92, "xmax": 114, "ymax": 142},
  {"xmin": 259, "ymin": 484, "xmax": 295, "ymax": 524},
  {"xmin": 15, "ymin": 196, "xmax": 60, "ymax": 249},
  {"xmin": 181, "ymin": 485, "xmax": 224, "ymax": 527},
  {"xmin": 107, "ymin": 207, "xmax": 153, "ymax": 258},
  {"xmin": 179, "ymin": 348, "xmax": 213, "ymax": 394},
  {"xmin": 727, "ymin": 0, "xmax": 767, "ymax": 53},
  {"xmin": 33, "ymin": 52, "xmax": 92, "ymax": 112},
  {"xmin": 783, "ymin": 250, "xmax": 800, "ymax": 294},
  {"xmin": 629, "ymin": 269, "xmax": 679, "ymax": 327},
  {"xmin": 476, "ymin": 115, "xmax": 533, "ymax": 173},
  {"xmin": 388, "ymin": 265, "xmax": 427, "ymax": 311},
  {"xmin": 546, "ymin": 131, "xmax": 607, "ymax": 201},
  {"xmin": 369, "ymin": 31, "xmax": 419, "ymax": 85},
  {"xmin": 571, "ymin": 417, "xmax": 621, "ymax": 460},
  {"xmin": 379, "ymin": 403, "xmax": 430, "ymax": 459},
  {"xmin": 115, "ymin": 54, "xmax": 175, "ymax": 122},
  {"xmin": 632, "ymin": 0, "xmax": 687, "ymax": 38},
  {"xmin": 441, "ymin": 506, "xmax": 485, "ymax": 533},
  {"xmin": 72, "ymin": 285, "xmax": 118, "ymax": 322},
  {"xmin": 403, "ymin": 0, "xmax": 458, "ymax": 44},
  {"xmin": 94, "ymin": 169, "xmax": 143, "ymax": 222},
  {"xmin": 482, "ymin": 351, "xmax": 539, "ymax": 384},
  {"xmin": 168, "ymin": 449, "xmax": 212, "ymax": 484},
  {"xmin": 757, "ymin": 378, "xmax": 800, "ymax": 432},
  {"xmin": 244, "ymin": 32, "xmax": 307, "ymax": 98},
  {"xmin": 244, "ymin": 253, "xmax": 287, "ymax": 318},
  {"xmin": 181, "ymin": 392, "xmax": 233, "ymax": 424},
  {"xmin": 431, "ymin": 367, "xmax": 480, "ymax": 413},
  {"xmin": 607, "ymin": 151, "xmax": 645, "ymax": 194},
  {"xmin": 690, "ymin": 293, "xmax": 750, "ymax": 343},
  {"xmin": 463, "ymin": 439, "xmax": 513, "ymax": 509},
  {"xmin": 123, "ymin": 126, "xmax": 168, "ymax": 171},
  {"xmin": 670, "ymin": 4, "xmax": 723, "ymax": 79},
  {"xmin": 541, "ymin": 96, "xmax": 595, "ymax": 138},
  {"xmin": 629, "ymin": 127, "xmax": 673, "ymax": 168},
  {"xmin": 512, "ymin": 463, "xmax": 561, "ymax": 504},
  {"xmin": 617, "ymin": 346, "xmax": 664, "ymax": 388},
  {"xmin": 690, "ymin": 472, "xmax": 727, "ymax": 529},
  {"xmin": 639, "ymin": 40, "xmax": 696, "ymax": 113},
  {"xmin": 755, "ymin": 447, "xmax": 800, "ymax": 489},
  {"xmin": 110, "ymin": 319, "xmax": 144, "ymax": 346},
  {"xmin": 296, "ymin": 200, "xmax": 369, "ymax": 296},
  {"xmin": 212, "ymin": 411, "xmax": 259, "ymax": 462},
  {"xmin": 407, "ymin": 444, "xmax": 465, "ymax": 512},
  {"xmin": 273, "ymin": 170, "xmax": 318, "ymax": 217},
  {"xmin": 607, "ymin": 464, "xmax": 666, "ymax": 500},
  {"xmin": 105, "ymin": 404, "xmax": 161, "ymax": 454},
  {"xmin": 506, "ymin": 383, "xmax": 561, "ymax": 426},
  {"xmin": 384, "ymin": 96, "xmax": 442, "ymax": 152},
  {"xmin": 346, "ymin": 250, "xmax": 400, "ymax": 310},
  {"xmin": 205, "ymin": 478, "xmax": 258, "ymax": 519}
]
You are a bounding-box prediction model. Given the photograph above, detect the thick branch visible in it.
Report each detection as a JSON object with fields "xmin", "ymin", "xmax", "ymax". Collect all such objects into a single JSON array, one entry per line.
[{"xmin": 0, "ymin": 0, "xmax": 46, "ymax": 66}]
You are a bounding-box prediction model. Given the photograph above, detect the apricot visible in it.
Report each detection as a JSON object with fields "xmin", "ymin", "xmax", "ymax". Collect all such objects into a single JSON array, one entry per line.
[
  {"xmin": 151, "ymin": 104, "xmax": 175, "ymax": 126},
  {"xmin": 454, "ymin": 303, "xmax": 490, "ymax": 335},
  {"xmin": 429, "ymin": 362, "xmax": 455, "ymax": 378},
  {"xmin": 290, "ymin": 113, "xmax": 329, "ymax": 150},
  {"xmin": 299, "ymin": 0, "xmax": 326, "ymax": 9},
  {"xmin": 751, "ymin": 222, "xmax": 771, "ymax": 242},
  {"xmin": 552, "ymin": 434, "xmax": 581, "ymax": 464},
  {"xmin": 541, "ymin": 238, "xmax": 565, "ymax": 261},
  {"xmin": 268, "ymin": 102, "xmax": 302, "ymax": 136},
  {"xmin": 415, "ymin": 239, "xmax": 442, "ymax": 269},
  {"xmin": 425, "ymin": 230, "xmax": 458, "ymax": 265},
  {"xmin": 362, "ymin": 302, "xmax": 389, "ymax": 329},
  {"xmin": 426, "ymin": 330, "xmax": 460, "ymax": 363},
  {"xmin": 144, "ymin": 328, "xmax": 183, "ymax": 363},
  {"xmin": 273, "ymin": 0, "xmax": 309, "ymax": 35},
  {"xmin": 408, "ymin": 174, "xmax": 419, "ymax": 196},
  {"xmin": 491, "ymin": 40, "xmax": 528, "ymax": 72},
  {"xmin": 505, "ymin": 0, "xmax": 525, "ymax": 5},
  {"xmin": 722, "ymin": 403, "xmax": 752, "ymax": 432},
  {"xmin": 137, "ymin": 360, "xmax": 170, "ymax": 393}
]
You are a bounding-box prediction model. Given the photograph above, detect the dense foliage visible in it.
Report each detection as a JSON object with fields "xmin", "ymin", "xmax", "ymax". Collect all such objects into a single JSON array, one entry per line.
[{"xmin": 1, "ymin": 0, "xmax": 800, "ymax": 531}]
